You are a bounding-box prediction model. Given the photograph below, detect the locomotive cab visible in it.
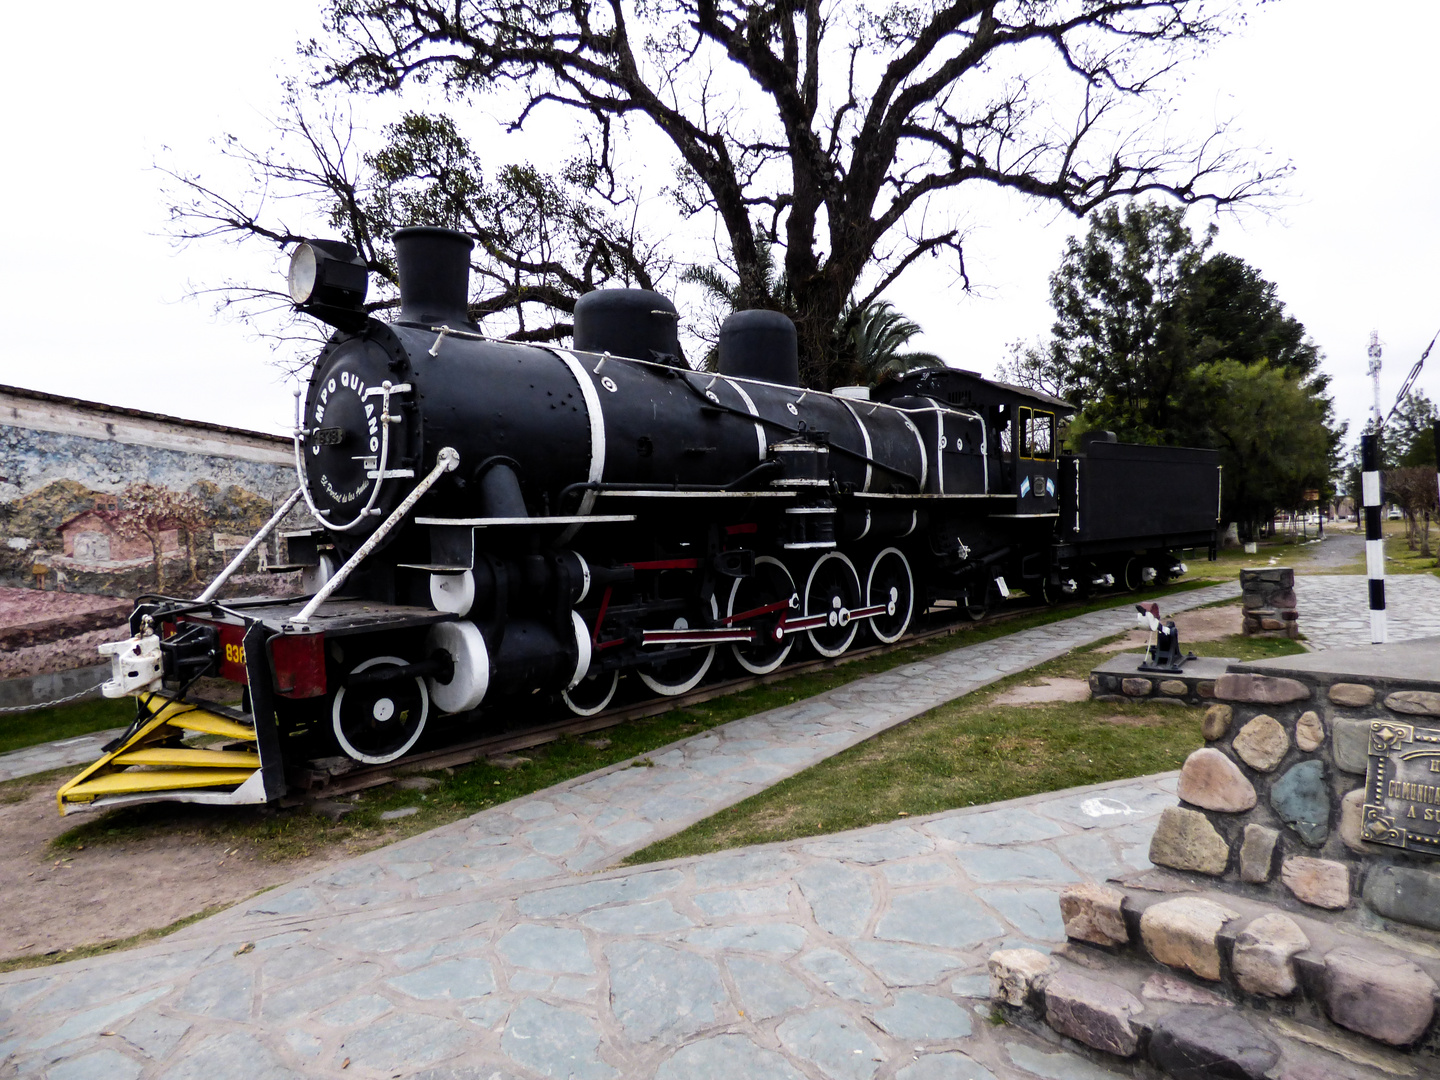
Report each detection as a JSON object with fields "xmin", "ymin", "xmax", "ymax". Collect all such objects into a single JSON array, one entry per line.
[{"xmin": 873, "ymin": 369, "xmax": 1073, "ymax": 514}]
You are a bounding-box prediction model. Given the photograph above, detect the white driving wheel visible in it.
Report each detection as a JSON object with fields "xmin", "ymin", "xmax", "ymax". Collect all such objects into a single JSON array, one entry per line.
[
  {"xmin": 804, "ymin": 551, "xmax": 862, "ymax": 658},
  {"xmin": 727, "ymin": 555, "xmax": 797, "ymax": 675},
  {"xmin": 332, "ymin": 655, "xmax": 429, "ymax": 764},
  {"xmin": 638, "ymin": 595, "xmax": 720, "ymax": 697},
  {"xmin": 562, "ymin": 669, "xmax": 620, "ymax": 716},
  {"xmin": 865, "ymin": 547, "xmax": 914, "ymax": 644}
]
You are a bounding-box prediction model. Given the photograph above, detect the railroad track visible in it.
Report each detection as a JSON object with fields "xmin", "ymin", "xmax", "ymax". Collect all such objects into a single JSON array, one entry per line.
[{"xmin": 285, "ymin": 598, "xmax": 1051, "ymax": 803}]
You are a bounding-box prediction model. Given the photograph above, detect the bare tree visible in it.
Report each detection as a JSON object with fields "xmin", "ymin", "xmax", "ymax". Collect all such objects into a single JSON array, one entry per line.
[
  {"xmin": 1386, "ymin": 467, "xmax": 1438, "ymax": 560},
  {"xmin": 166, "ymin": 101, "xmax": 672, "ymax": 368},
  {"xmin": 116, "ymin": 484, "xmax": 208, "ymax": 593},
  {"xmin": 295, "ymin": 0, "xmax": 1284, "ymax": 387}
]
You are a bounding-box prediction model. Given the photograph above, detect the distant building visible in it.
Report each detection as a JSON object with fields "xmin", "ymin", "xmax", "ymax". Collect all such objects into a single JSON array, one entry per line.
[{"xmin": 57, "ymin": 507, "xmax": 174, "ymax": 564}]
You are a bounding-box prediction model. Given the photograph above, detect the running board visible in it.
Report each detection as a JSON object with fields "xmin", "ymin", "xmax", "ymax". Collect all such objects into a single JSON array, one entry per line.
[{"xmin": 56, "ymin": 693, "xmax": 270, "ymax": 815}]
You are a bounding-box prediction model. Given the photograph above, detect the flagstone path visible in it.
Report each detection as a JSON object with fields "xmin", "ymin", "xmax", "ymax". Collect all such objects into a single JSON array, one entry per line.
[
  {"xmin": 2, "ymin": 772, "xmax": 1178, "ymax": 1080},
  {"xmin": 5, "ymin": 573, "xmax": 1438, "ymax": 1079}
]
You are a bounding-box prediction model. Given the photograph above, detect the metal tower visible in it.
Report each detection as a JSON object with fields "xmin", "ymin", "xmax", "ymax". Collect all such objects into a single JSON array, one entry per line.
[{"xmin": 1367, "ymin": 330, "xmax": 1383, "ymax": 428}]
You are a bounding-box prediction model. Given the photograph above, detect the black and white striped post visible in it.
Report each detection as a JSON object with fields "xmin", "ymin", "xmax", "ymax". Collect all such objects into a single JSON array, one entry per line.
[{"xmin": 1361, "ymin": 433, "xmax": 1386, "ymax": 643}]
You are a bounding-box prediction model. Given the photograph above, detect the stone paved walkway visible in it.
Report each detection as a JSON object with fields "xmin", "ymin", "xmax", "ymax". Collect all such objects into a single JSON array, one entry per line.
[
  {"xmin": 161, "ymin": 582, "xmax": 1239, "ymax": 921},
  {"xmin": 1301, "ymin": 530, "xmax": 1362, "ymax": 570},
  {"xmin": 0, "ymin": 583, "xmax": 1248, "ymax": 1080},
  {"xmin": 2, "ymin": 771, "xmax": 1178, "ymax": 1080},
  {"xmin": 0, "ymin": 728, "xmax": 125, "ymax": 784},
  {"xmin": 1295, "ymin": 573, "xmax": 1440, "ymax": 649},
  {"xmin": 6, "ymin": 572, "xmax": 1437, "ymax": 1079}
]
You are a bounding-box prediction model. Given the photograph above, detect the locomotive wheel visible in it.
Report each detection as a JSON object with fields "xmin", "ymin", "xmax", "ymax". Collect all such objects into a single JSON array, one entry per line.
[
  {"xmin": 727, "ymin": 555, "xmax": 797, "ymax": 675},
  {"xmin": 1123, "ymin": 557, "xmax": 1145, "ymax": 592},
  {"xmin": 562, "ymin": 668, "xmax": 620, "ymax": 717},
  {"xmin": 804, "ymin": 552, "xmax": 862, "ymax": 658},
  {"xmin": 1040, "ymin": 576, "xmax": 1062, "ymax": 606},
  {"xmin": 865, "ymin": 548, "xmax": 914, "ymax": 644},
  {"xmin": 332, "ymin": 655, "xmax": 429, "ymax": 764},
  {"xmin": 962, "ymin": 577, "xmax": 1000, "ymax": 621},
  {"xmin": 638, "ymin": 597, "xmax": 719, "ymax": 697}
]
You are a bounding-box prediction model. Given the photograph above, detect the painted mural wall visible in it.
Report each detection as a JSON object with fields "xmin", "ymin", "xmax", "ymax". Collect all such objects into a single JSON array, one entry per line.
[{"xmin": 1, "ymin": 385, "xmax": 313, "ymax": 602}]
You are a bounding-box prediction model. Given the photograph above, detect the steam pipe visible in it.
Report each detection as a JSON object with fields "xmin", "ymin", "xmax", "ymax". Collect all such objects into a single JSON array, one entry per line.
[{"xmin": 290, "ymin": 448, "xmax": 460, "ymax": 625}]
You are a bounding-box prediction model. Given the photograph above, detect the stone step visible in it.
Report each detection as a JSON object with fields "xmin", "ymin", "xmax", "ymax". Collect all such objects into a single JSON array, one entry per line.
[
  {"xmin": 1028, "ymin": 872, "xmax": 1440, "ymax": 1061},
  {"xmin": 992, "ymin": 946, "xmax": 1425, "ymax": 1080}
]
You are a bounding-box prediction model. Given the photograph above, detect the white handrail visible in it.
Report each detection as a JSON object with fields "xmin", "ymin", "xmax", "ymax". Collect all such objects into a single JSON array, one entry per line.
[
  {"xmin": 289, "ymin": 448, "xmax": 460, "ymax": 625},
  {"xmin": 292, "ymin": 380, "xmax": 410, "ymax": 533},
  {"xmin": 195, "ymin": 488, "xmax": 304, "ymax": 604}
]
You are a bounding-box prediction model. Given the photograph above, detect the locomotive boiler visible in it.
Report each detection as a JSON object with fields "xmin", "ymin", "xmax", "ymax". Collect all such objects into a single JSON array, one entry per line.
[{"xmin": 58, "ymin": 227, "xmax": 1220, "ymax": 814}]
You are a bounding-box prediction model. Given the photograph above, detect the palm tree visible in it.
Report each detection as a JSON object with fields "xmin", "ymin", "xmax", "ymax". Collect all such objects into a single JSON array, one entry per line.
[
  {"xmin": 683, "ymin": 226, "xmax": 789, "ymax": 370},
  {"xmin": 684, "ymin": 232, "xmax": 944, "ymax": 386},
  {"xmin": 841, "ymin": 300, "xmax": 945, "ymax": 385}
]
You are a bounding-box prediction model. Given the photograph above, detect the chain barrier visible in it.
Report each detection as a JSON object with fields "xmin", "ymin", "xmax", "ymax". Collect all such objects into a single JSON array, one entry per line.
[
  {"xmin": 0, "ymin": 682, "xmax": 105, "ymax": 715},
  {"xmin": 1381, "ymin": 329, "xmax": 1437, "ymax": 429}
]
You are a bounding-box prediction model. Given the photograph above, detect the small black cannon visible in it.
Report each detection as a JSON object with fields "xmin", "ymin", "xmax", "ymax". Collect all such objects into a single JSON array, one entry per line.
[{"xmin": 1135, "ymin": 603, "xmax": 1197, "ymax": 673}]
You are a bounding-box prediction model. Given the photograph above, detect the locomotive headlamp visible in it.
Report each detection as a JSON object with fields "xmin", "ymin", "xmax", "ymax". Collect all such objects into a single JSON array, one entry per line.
[
  {"xmin": 287, "ymin": 239, "xmax": 369, "ymax": 329},
  {"xmin": 287, "ymin": 243, "xmax": 318, "ymax": 303}
]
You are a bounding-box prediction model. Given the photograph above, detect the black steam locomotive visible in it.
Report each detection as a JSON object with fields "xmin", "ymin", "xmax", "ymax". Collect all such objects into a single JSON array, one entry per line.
[{"xmin": 58, "ymin": 227, "xmax": 1219, "ymax": 813}]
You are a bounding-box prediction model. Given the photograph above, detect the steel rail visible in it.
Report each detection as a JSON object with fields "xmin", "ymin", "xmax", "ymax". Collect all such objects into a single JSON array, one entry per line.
[{"xmin": 283, "ymin": 600, "xmax": 1048, "ymax": 802}]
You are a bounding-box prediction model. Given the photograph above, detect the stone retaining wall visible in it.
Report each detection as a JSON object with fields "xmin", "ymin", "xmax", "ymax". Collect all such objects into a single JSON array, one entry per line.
[
  {"xmin": 1089, "ymin": 655, "xmax": 1232, "ymax": 708},
  {"xmin": 0, "ymin": 663, "xmax": 109, "ymax": 711},
  {"xmin": 1148, "ymin": 655, "xmax": 1440, "ymax": 935}
]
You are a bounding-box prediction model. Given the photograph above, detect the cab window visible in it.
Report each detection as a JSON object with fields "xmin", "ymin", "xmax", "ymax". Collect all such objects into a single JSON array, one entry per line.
[
  {"xmin": 994, "ymin": 404, "xmax": 1013, "ymax": 456},
  {"xmin": 1020, "ymin": 408, "xmax": 1054, "ymax": 460}
]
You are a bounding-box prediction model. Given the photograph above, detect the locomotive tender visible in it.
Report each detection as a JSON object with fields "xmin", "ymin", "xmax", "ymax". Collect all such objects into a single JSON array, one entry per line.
[{"xmin": 58, "ymin": 227, "xmax": 1220, "ymax": 814}]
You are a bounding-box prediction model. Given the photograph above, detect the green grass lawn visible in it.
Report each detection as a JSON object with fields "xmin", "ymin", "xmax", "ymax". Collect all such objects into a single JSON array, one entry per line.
[
  {"xmin": 45, "ymin": 578, "xmax": 1213, "ymax": 861},
  {"xmin": 1383, "ymin": 527, "xmax": 1440, "ymax": 577},
  {"xmin": 623, "ymin": 629, "xmax": 1306, "ymax": 867},
  {"xmin": 1206, "ymin": 537, "xmax": 1325, "ymax": 574},
  {"xmin": 0, "ymin": 696, "xmax": 134, "ymax": 757}
]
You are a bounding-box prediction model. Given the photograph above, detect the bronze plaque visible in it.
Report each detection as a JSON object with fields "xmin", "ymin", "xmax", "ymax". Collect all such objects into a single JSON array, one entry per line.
[{"xmin": 1363, "ymin": 719, "xmax": 1440, "ymax": 854}]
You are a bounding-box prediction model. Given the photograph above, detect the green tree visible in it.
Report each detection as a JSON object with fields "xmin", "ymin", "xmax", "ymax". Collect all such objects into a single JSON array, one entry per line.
[
  {"xmin": 1388, "ymin": 392, "xmax": 1438, "ymax": 467},
  {"xmin": 1190, "ymin": 361, "xmax": 1335, "ymax": 541},
  {"xmin": 1186, "ymin": 253, "xmax": 1321, "ymax": 378},
  {"xmin": 1008, "ymin": 202, "xmax": 1213, "ymax": 443},
  {"xmin": 1005, "ymin": 200, "xmax": 1341, "ymax": 534}
]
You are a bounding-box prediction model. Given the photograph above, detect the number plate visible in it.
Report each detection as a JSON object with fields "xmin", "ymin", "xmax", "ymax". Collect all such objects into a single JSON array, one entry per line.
[{"xmin": 1362, "ymin": 720, "xmax": 1440, "ymax": 855}]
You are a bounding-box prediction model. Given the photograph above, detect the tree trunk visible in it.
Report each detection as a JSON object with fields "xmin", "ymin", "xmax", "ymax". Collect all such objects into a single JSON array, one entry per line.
[
  {"xmin": 149, "ymin": 533, "xmax": 165, "ymax": 593},
  {"xmin": 183, "ymin": 527, "xmax": 200, "ymax": 586}
]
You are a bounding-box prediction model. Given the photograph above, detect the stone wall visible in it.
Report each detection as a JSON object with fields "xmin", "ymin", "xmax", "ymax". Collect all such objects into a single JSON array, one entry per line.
[
  {"xmin": 1089, "ymin": 655, "xmax": 1231, "ymax": 708},
  {"xmin": 1, "ymin": 383, "xmax": 311, "ymax": 598},
  {"xmin": 1148, "ymin": 642, "xmax": 1440, "ymax": 936},
  {"xmin": 1240, "ymin": 566, "xmax": 1299, "ymax": 638}
]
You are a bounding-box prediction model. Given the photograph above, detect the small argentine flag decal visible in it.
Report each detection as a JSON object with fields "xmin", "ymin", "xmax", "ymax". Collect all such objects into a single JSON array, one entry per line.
[
  {"xmin": 1020, "ymin": 476, "xmax": 1031, "ymax": 498},
  {"xmin": 1045, "ymin": 477, "xmax": 1055, "ymax": 497}
]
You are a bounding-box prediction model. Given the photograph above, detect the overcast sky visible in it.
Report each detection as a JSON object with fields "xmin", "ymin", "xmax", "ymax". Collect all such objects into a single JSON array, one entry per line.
[{"xmin": 2, "ymin": 1, "xmax": 1436, "ymax": 450}]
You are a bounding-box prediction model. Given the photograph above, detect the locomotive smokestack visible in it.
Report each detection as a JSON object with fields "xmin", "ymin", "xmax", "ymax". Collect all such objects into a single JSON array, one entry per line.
[{"xmin": 393, "ymin": 226, "xmax": 477, "ymax": 330}]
